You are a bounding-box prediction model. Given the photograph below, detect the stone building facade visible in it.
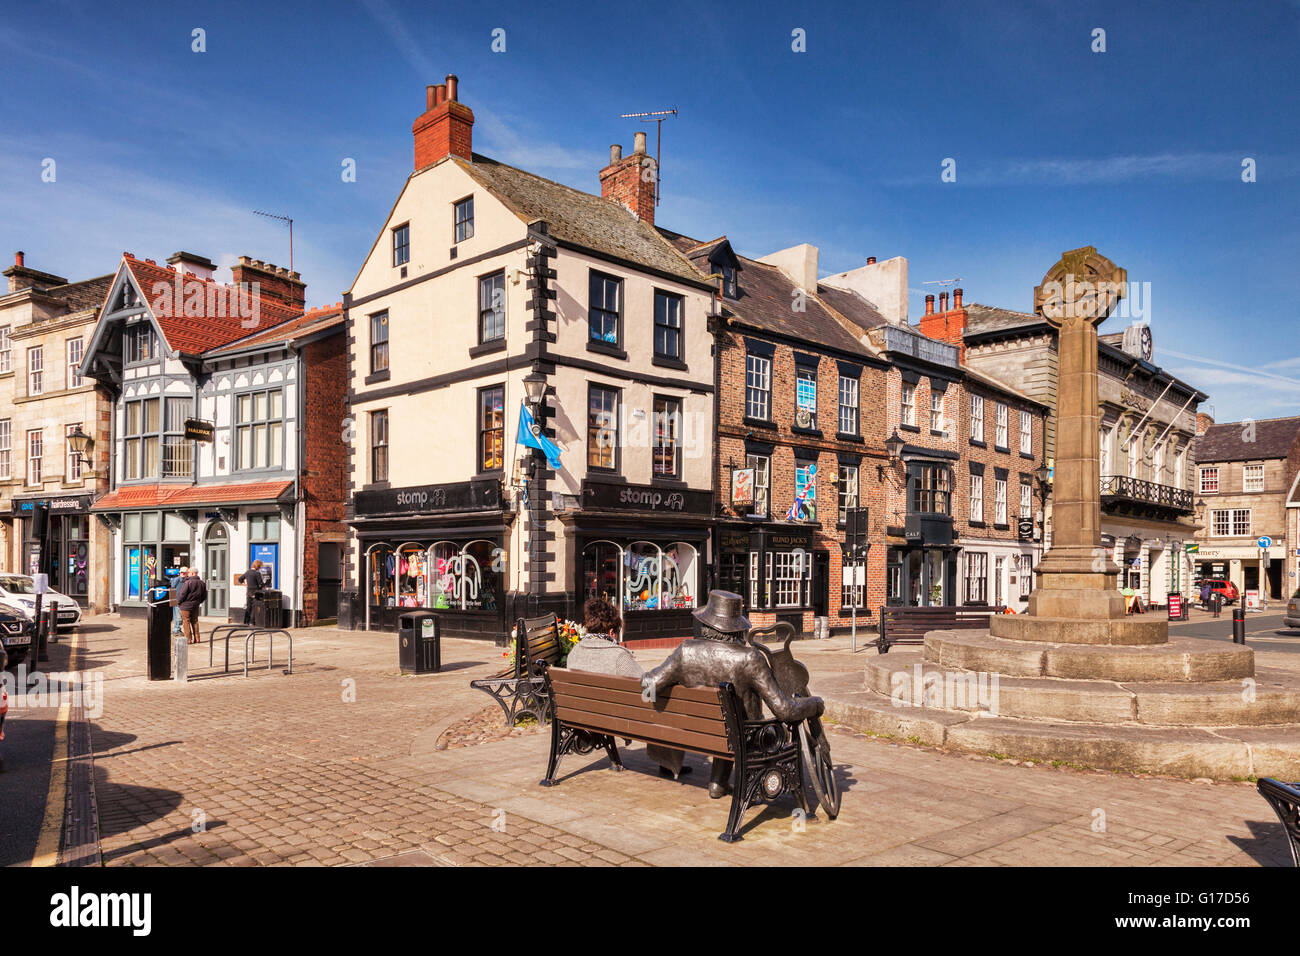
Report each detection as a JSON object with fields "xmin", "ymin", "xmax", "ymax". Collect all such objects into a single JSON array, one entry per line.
[
  {"xmin": 953, "ymin": 298, "xmax": 1205, "ymax": 608},
  {"xmin": 1192, "ymin": 415, "xmax": 1300, "ymax": 603},
  {"xmin": 0, "ymin": 252, "xmax": 114, "ymax": 612}
]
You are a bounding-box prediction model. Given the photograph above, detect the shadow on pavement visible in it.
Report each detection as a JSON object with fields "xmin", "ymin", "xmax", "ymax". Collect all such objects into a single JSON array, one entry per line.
[{"xmin": 1226, "ymin": 817, "xmax": 1293, "ymax": 867}]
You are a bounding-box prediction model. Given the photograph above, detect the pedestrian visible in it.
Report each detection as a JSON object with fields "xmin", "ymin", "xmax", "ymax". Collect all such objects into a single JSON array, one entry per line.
[
  {"xmin": 239, "ymin": 559, "xmax": 265, "ymax": 626},
  {"xmin": 177, "ymin": 567, "xmax": 208, "ymax": 645},
  {"xmin": 1200, "ymin": 581, "xmax": 1212, "ymax": 610},
  {"xmin": 167, "ymin": 567, "xmax": 185, "ymax": 636}
]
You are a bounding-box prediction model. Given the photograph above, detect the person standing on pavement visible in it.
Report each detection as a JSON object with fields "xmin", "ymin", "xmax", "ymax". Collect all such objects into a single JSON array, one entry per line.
[
  {"xmin": 167, "ymin": 567, "xmax": 185, "ymax": 637},
  {"xmin": 177, "ymin": 567, "xmax": 208, "ymax": 645},
  {"xmin": 1200, "ymin": 581, "xmax": 1212, "ymax": 610},
  {"xmin": 239, "ymin": 559, "xmax": 265, "ymax": 625}
]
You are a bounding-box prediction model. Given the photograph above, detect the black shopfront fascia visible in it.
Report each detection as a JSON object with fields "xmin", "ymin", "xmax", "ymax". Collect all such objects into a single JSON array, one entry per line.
[
  {"xmin": 570, "ymin": 479, "xmax": 713, "ymax": 640},
  {"xmin": 13, "ymin": 494, "xmax": 94, "ymax": 600},
  {"xmin": 351, "ymin": 478, "xmax": 514, "ymax": 638}
]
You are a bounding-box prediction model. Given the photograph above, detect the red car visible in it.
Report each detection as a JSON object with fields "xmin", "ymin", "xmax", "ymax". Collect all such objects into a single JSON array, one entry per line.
[{"xmin": 1198, "ymin": 579, "xmax": 1239, "ymax": 605}]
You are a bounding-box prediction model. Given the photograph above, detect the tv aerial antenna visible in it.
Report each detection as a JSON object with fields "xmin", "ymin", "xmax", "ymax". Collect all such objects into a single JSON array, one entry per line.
[
  {"xmin": 618, "ymin": 109, "xmax": 676, "ymax": 206},
  {"xmin": 922, "ymin": 277, "xmax": 963, "ymax": 290},
  {"xmin": 253, "ymin": 209, "xmax": 295, "ymax": 274}
]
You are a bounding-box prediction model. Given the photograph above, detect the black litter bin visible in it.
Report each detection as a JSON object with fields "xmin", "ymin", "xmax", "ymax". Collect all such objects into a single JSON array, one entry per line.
[
  {"xmin": 146, "ymin": 584, "xmax": 172, "ymax": 680},
  {"xmin": 338, "ymin": 590, "xmax": 358, "ymax": 630},
  {"xmin": 252, "ymin": 590, "xmax": 284, "ymax": 629},
  {"xmin": 398, "ymin": 611, "xmax": 440, "ymax": 674}
]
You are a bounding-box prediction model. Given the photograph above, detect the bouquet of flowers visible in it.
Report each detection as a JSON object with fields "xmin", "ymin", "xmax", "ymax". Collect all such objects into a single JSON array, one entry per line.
[{"xmin": 501, "ymin": 619, "xmax": 587, "ymax": 670}]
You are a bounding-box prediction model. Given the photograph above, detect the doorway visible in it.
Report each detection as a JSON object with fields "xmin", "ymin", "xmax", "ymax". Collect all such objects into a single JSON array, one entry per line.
[
  {"xmin": 204, "ymin": 523, "xmax": 228, "ymax": 617},
  {"xmin": 317, "ymin": 542, "xmax": 342, "ymax": 619},
  {"xmin": 812, "ymin": 550, "xmax": 830, "ymax": 617}
]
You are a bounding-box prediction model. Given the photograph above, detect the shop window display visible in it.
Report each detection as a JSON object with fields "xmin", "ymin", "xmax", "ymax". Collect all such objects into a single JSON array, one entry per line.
[
  {"xmin": 582, "ymin": 540, "xmax": 697, "ymax": 612},
  {"xmin": 367, "ymin": 539, "xmax": 500, "ymax": 613}
]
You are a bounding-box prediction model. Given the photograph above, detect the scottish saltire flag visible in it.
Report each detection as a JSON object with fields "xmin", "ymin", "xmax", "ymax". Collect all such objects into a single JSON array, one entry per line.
[{"xmin": 517, "ymin": 402, "xmax": 564, "ymax": 471}]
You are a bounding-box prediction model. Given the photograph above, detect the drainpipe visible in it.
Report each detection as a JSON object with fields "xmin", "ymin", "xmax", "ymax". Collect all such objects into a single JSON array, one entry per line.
[{"xmin": 296, "ymin": 344, "xmax": 306, "ymax": 625}]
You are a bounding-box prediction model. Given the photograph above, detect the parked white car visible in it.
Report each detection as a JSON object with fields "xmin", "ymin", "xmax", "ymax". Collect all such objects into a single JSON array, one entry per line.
[{"xmin": 0, "ymin": 574, "xmax": 83, "ymax": 630}]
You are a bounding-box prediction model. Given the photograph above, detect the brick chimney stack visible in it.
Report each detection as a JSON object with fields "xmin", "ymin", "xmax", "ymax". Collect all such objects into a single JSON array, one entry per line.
[
  {"xmin": 599, "ymin": 131, "xmax": 657, "ymax": 225},
  {"xmin": 413, "ymin": 74, "xmax": 474, "ymax": 170},
  {"xmin": 4, "ymin": 250, "xmax": 68, "ymax": 293},
  {"xmin": 919, "ymin": 286, "xmax": 969, "ymax": 364},
  {"xmin": 231, "ymin": 256, "xmax": 305, "ymax": 310},
  {"xmin": 1196, "ymin": 412, "xmax": 1215, "ymax": 436}
]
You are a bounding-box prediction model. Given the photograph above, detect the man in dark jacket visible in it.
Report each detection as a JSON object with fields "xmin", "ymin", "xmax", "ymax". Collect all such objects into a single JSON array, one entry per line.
[
  {"xmin": 177, "ymin": 568, "xmax": 208, "ymax": 645},
  {"xmin": 239, "ymin": 560, "xmax": 265, "ymax": 625}
]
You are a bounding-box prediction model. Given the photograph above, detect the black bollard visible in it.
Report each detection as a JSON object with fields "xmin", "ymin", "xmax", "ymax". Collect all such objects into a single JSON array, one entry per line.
[
  {"xmin": 1232, "ymin": 607, "xmax": 1246, "ymax": 645},
  {"xmin": 36, "ymin": 605, "xmax": 52, "ymax": 663}
]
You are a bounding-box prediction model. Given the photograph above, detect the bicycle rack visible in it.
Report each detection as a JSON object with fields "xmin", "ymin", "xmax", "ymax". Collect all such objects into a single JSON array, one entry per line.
[
  {"xmin": 209, "ymin": 625, "xmax": 256, "ymax": 672},
  {"xmin": 243, "ymin": 628, "xmax": 293, "ymax": 677}
]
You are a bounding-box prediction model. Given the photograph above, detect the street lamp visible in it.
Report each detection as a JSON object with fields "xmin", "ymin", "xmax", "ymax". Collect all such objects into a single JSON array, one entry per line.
[
  {"xmin": 67, "ymin": 425, "xmax": 95, "ymax": 474},
  {"xmin": 522, "ymin": 370, "xmax": 547, "ymax": 411},
  {"xmin": 879, "ymin": 430, "xmax": 906, "ymax": 480}
]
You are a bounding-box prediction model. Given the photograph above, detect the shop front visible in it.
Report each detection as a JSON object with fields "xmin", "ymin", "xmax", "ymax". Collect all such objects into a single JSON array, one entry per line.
[
  {"xmin": 566, "ymin": 479, "xmax": 712, "ymax": 641},
  {"xmin": 13, "ymin": 494, "xmax": 95, "ymax": 605},
  {"xmin": 713, "ymin": 521, "xmax": 819, "ymax": 630},
  {"xmin": 351, "ymin": 478, "xmax": 512, "ymax": 638},
  {"xmin": 1193, "ymin": 544, "xmax": 1286, "ymax": 601}
]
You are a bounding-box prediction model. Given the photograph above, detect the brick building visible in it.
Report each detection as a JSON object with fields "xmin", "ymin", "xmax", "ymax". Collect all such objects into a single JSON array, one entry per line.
[
  {"xmin": 0, "ymin": 252, "xmax": 114, "ymax": 612},
  {"xmin": 857, "ymin": 292, "xmax": 1048, "ymax": 610},
  {"xmin": 1192, "ymin": 415, "xmax": 1300, "ymax": 603},
  {"xmin": 658, "ymin": 235, "xmax": 891, "ymax": 634},
  {"xmin": 79, "ymin": 252, "xmax": 346, "ymax": 624}
]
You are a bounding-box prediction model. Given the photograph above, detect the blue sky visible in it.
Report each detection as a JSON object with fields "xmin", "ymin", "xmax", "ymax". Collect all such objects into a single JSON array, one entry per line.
[{"xmin": 2, "ymin": 0, "xmax": 1297, "ymax": 421}]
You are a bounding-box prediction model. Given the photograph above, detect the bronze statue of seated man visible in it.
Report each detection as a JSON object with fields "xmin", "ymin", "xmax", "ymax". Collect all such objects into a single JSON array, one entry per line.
[{"xmin": 641, "ymin": 590, "xmax": 824, "ymax": 799}]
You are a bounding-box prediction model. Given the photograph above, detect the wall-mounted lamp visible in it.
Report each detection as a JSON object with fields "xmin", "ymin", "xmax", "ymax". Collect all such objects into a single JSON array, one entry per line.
[
  {"xmin": 67, "ymin": 425, "xmax": 98, "ymax": 476},
  {"xmin": 522, "ymin": 370, "xmax": 547, "ymax": 411},
  {"xmin": 878, "ymin": 430, "xmax": 906, "ymax": 480}
]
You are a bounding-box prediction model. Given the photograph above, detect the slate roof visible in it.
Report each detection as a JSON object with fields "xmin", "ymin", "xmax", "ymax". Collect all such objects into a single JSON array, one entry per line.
[
  {"xmin": 119, "ymin": 255, "xmax": 303, "ymax": 355},
  {"xmin": 815, "ymin": 284, "xmax": 890, "ymax": 332},
  {"xmin": 454, "ymin": 155, "xmax": 708, "ymax": 286},
  {"xmin": 1194, "ymin": 417, "xmax": 1300, "ymax": 464},
  {"xmin": 963, "ymin": 303, "xmax": 1046, "ymax": 337},
  {"xmin": 657, "ymin": 228, "xmax": 877, "ymax": 359},
  {"xmin": 43, "ymin": 275, "xmax": 115, "ymax": 313}
]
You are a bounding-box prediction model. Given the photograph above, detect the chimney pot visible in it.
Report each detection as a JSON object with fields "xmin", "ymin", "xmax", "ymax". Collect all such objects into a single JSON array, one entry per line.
[
  {"xmin": 446, "ymin": 74, "xmax": 458, "ymax": 101},
  {"xmin": 953, "ymin": 287, "xmax": 963, "ymax": 309},
  {"xmin": 434, "ymin": 84, "xmax": 446, "ymax": 106},
  {"xmin": 939, "ymin": 292, "xmax": 949, "ymax": 312},
  {"xmin": 426, "ymin": 85, "xmax": 436, "ymax": 110},
  {"xmin": 14, "ymin": 251, "xmax": 24, "ymax": 268},
  {"xmin": 610, "ymin": 144, "xmax": 622, "ymax": 164},
  {"xmin": 925, "ymin": 294, "xmax": 935, "ymax": 316},
  {"xmin": 866, "ymin": 256, "xmax": 876, "ymax": 265},
  {"xmin": 633, "ymin": 131, "xmax": 647, "ymax": 154}
]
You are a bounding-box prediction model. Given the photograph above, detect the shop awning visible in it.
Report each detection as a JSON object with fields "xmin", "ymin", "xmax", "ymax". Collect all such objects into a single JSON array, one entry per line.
[{"xmin": 91, "ymin": 480, "xmax": 294, "ymax": 511}]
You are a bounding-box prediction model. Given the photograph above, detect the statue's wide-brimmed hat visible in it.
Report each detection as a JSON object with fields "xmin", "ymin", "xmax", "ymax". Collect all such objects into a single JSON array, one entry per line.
[{"xmin": 692, "ymin": 590, "xmax": 749, "ymax": 635}]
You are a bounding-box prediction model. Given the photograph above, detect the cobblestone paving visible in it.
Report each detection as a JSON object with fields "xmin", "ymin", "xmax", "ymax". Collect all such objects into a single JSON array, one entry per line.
[{"xmin": 75, "ymin": 617, "xmax": 1293, "ymax": 866}]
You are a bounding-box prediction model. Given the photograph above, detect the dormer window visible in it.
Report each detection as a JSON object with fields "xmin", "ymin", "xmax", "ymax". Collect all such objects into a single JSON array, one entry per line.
[
  {"xmin": 125, "ymin": 325, "xmax": 157, "ymax": 365},
  {"xmin": 718, "ymin": 260, "xmax": 738, "ymax": 299}
]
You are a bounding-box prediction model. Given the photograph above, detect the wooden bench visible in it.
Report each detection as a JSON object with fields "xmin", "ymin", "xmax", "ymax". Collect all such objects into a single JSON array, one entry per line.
[
  {"xmin": 470, "ymin": 614, "xmax": 563, "ymax": 725},
  {"xmin": 876, "ymin": 604, "xmax": 1006, "ymax": 654},
  {"xmin": 540, "ymin": 667, "xmax": 814, "ymax": 843},
  {"xmin": 1257, "ymin": 777, "xmax": 1300, "ymax": 867}
]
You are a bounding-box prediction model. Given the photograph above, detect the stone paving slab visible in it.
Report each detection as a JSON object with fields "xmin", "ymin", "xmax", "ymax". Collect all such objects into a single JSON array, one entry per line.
[{"xmin": 41, "ymin": 616, "xmax": 1297, "ymax": 866}]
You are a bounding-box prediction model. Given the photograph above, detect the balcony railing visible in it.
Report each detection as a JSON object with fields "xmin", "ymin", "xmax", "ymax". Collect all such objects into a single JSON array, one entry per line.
[
  {"xmin": 1100, "ymin": 475, "xmax": 1193, "ymax": 514},
  {"xmin": 162, "ymin": 439, "xmax": 193, "ymax": 478},
  {"xmin": 883, "ymin": 326, "xmax": 960, "ymax": 368}
]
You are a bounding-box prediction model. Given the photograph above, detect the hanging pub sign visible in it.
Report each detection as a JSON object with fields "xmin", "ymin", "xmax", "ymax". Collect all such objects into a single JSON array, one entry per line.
[
  {"xmin": 1017, "ymin": 518, "xmax": 1035, "ymax": 541},
  {"xmin": 730, "ymin": 468, "xmax": 755, "ymax": 509},
  {"xmin": 184, "ymin": 419, "xmax": 217, "ymax": 443}
]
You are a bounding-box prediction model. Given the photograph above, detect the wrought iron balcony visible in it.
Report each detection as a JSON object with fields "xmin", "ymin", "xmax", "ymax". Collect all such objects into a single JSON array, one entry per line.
[{"xmin": 1100, "ymin": 475, "xmax": 1193, "ymax": 514}]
